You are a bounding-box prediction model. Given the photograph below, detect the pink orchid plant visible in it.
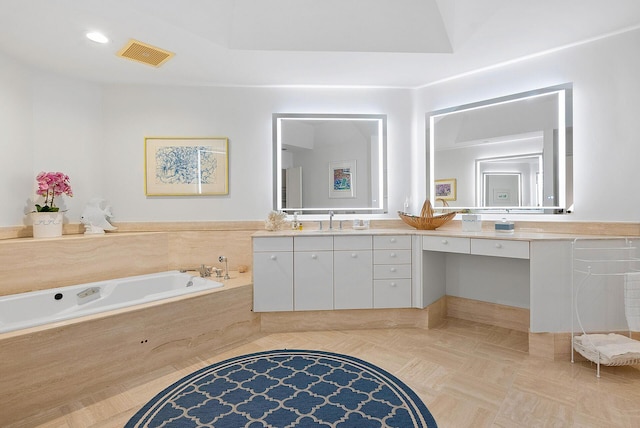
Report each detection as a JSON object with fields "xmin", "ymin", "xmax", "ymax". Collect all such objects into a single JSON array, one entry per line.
[{"xmin": 35, "ymin": 171, "xmax": 73, "ymax": 212}]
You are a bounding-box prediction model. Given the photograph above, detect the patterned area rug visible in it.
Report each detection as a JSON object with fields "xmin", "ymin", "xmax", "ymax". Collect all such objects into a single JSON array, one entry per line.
[{"xmin": 126, "ymin": 349, "xmax": 437, "ymax": 427}]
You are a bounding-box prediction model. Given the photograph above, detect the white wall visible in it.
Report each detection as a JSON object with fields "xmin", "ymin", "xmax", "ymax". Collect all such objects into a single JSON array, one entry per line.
[
  {"xmin": 0, "ymin": 52, "xmax": 412, "ymax": 227},
  {"xmin": 413, "ymin": 28, "xmax": 640, "ymax": 222},
  {"xmin": 98, "ymin": 85, "xmax": 412, "ymax": 222},
  {"xmin": 0, "ymin": 53, "xmax": 103, "ymax": 227},
  {"xmin": 0, "ymin": 53, "xmax": 32, "ymax": 227},
  {"xmin": 4, "ymin": 26, "xmax": 640, "ymax": 227},
  {"xmin": 30, "ymin": 70, "xmax": 103, "ymax": 217}
]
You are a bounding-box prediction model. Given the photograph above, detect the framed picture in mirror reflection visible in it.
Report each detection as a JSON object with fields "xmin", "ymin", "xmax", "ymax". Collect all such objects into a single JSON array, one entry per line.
[
  {"xmin": 329, "ymin": 160, "xmax": 356, "ymax": 199},
  {"xmin": 435, "ymin": 178, "xmax": 457, "ymax": 201}
]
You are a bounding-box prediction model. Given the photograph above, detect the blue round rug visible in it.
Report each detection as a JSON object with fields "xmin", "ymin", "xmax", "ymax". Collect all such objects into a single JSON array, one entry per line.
[{"xmin": 126, "ymin": 349, "xmax": 437, "ymax": 427}]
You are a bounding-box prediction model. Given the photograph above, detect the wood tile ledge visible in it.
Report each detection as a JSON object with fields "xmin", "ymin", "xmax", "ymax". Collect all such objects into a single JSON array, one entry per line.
[{"xmin": 2, "ymin": 219, "xmax": 638, "ymax": 241}]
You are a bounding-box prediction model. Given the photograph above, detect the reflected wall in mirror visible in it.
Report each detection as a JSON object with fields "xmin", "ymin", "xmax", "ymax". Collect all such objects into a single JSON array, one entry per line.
[
  {"xmin": 273, "ymin": 113, "xmax": 387, "ymax": 214},
  {"xmin": 428, "ymin": 83, "xmax": 573, "ymax": 213}
]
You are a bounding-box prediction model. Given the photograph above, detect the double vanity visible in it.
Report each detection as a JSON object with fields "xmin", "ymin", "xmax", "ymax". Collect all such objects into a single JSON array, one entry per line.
[
  {"xmin": 253, "ymin": 227, "xmax": 576, "ymax": 337},
  {"xmin": 260, "ymin": 83, "xmax": 582, "ymax": 359}
]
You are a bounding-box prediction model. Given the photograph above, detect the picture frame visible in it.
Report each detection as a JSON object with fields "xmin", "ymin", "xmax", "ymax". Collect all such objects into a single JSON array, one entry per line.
[
  {"xmin": 329, "ymin": 160, "xmax": 356, "ymax": 199},
  {"xmin": 144, "ymin": 137, "xmax": 229, "ymax": 196},
  {"xmin": 435, "ymin": 178, "xmax": 457, "ymax": 201}
]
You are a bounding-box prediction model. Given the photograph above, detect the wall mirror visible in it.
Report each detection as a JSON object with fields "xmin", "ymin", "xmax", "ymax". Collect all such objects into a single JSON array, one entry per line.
[
  {"xmin": 427, "ymin": 83, "xmax": 573, "ymax": 213},
  {"xmin": 273, "ymin": 113, "xmax": 387, "ymax": 214}
]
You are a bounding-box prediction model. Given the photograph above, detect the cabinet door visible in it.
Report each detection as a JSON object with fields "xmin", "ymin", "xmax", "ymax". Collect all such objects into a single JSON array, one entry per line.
[
  {"xmin": 253, "ymin": 251, "xmax": 293, "ymax": 312},
  {"xmin": 294, "ymin": 250, "xmax": 333, "ymax": 310},
  {"xmin": 334, "ymin": 250, "xmax": 373, "ymax": 309}
]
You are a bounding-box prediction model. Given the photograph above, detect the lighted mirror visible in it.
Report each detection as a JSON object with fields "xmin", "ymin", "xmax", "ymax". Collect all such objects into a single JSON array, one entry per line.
[
  {"xmin": 273, "ymin": 113, "xmax": 387, "ymax": 214},
  {"xmin": 427, "ymin": 84, "xmax": 573, "ymax": 213}
]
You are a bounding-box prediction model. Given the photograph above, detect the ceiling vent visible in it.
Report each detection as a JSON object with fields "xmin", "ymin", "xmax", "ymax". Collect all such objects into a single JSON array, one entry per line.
[{"xmin": 117, "ymin": 39, "xmax": 174, "ymax": 67}]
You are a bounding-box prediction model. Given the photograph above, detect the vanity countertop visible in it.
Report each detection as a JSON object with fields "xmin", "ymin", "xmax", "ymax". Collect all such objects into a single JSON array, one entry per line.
[{"xmin": 252, "ymin": 228, "xmax": 595, "ymax": 241}]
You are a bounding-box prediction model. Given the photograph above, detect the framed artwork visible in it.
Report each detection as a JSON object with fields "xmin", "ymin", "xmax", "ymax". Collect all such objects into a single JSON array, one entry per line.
[
  {"xmin": 144, "ymin": 137, "xmax": 228, "ymax": 196},
  {"xmin": 329, "ymin": 160, "xmax": 356, "ymax": 199},
  {"xmin": 435, "ymin": 178, "xmax": 457, "ymax": 201}
]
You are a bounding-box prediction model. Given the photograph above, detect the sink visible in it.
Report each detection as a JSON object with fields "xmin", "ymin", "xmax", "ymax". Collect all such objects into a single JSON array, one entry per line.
[{"xmin": 294, "ymin": 228, "xmax": 365, "ymax": 235}]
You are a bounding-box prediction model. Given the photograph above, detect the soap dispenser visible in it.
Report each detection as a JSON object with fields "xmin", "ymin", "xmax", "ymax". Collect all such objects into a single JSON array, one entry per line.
[
  {"xmin": 291, "ymin": 211, "xmax": 302, "ymax": 230},
  {"xmin": 495, "ymin": 217, "xmax": 515, "ymax": 234}
]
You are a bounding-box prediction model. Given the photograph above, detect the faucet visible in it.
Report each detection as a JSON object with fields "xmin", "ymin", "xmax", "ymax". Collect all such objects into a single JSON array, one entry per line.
[
  {"xmin": 328, "ymin": 211, "xmax": 334, "ymax": 230},
  {"xmin": 218, "ymin": 256, "xmax": 230, "ymax": 280},
  {"xmin": 198, "ymin": 264, "xmax": 212, "ymax": 278}
]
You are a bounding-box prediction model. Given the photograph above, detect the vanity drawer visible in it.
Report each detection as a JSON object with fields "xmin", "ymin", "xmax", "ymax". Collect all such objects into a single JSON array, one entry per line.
[
  {"xmin": 294, "ymin": 236, "xmax": 333, "ymax": 251},
  {"xmin": 373, "ymin": 264, "xmax": 411, "ymax": 279},
  {"xmin": 334, "ymin": 235, "xmax": 372, "ymax": 251},
  {"xmin": 374, "ymin": 249, "xmax": 411, "ymax": 265},
  {"xmin": 422, "ymin": 236, "xmax": 470, "ymax": 254},
  {"xmin": 471, "ymin": 239, "xmax": 530, "ymax": 259},
  {"xmin": 373, "ymin": 279, "xmax": 411, "ymax": 308},
  {"xmin": 253, "ymin": 237, "xmax": 293, "ymax": 252},
  {"xmin": 373, "ymin": 235, "xmax": 411, "ymax": 250}
]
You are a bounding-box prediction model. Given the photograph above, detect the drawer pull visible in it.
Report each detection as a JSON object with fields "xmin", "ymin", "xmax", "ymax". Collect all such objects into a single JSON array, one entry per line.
[
  {"xmin": 351, "ymin": 253, "xmax": 358, "ymax": 258},
  {"xmin": 270, "ymin": 255, "xmax": 277, "ymax": 260},
  {"xmin": 311, "ymin": 254, "xmax": 317, "ymax": 259},
  {"xmin": 390, "ymin": 267, "xmax": 397, "ymax": 272},
  {"xmin": 495, "ymin": 243, "xmax": 503, "ymax": 249},
  {"xmin": 390, "ymin": 252, "xmax": 397, "ymax": 258},
  {"xmin": 441, "ymin": 239, "xmax": 448, "ymax": 245},
  {"xmin": 390, "ymin": 238, "xmax": 397, "ymax": 243},
  {"xmin": 390, "ymin": 282, "xmax": 397, "ymax": 287}
]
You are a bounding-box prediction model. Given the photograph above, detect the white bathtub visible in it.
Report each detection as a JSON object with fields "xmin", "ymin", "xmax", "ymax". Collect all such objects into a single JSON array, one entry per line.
[{"xmin": 0, "ymin": 271, "xmax": 223, "ymax": 333}]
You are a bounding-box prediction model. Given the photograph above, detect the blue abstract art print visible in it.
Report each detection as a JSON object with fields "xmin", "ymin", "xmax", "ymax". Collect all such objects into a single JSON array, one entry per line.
[
  {"xmin": 145, "ymin": 137, "xmax": 228, "ymax": 196},
  {"xmin": 329, "ymin": 160, "xmax": 356, "ymax": 199}
]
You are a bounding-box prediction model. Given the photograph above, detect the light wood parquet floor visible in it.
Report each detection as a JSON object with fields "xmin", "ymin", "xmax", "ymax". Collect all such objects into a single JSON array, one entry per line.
[{"xmin": 9, "ymin": 318, "xmax": 640, "ymax": 428}]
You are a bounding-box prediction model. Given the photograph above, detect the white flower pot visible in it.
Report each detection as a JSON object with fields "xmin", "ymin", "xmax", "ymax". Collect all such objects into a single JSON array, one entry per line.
[{"xmin": 32, "ymin": 212, "xmax": 64, "ymax": 239}]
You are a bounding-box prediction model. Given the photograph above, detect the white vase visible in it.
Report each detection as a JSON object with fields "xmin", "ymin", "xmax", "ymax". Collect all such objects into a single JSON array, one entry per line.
[{"xmin": 32, "ymin": 212, "xmax": 64, "ymax": 239}]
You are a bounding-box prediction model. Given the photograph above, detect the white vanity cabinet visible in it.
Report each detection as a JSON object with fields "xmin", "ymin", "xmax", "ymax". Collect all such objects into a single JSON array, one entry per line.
[
  {"xmin": 293, "ymin": 236, "xmax": 334, "ymax": 310},
  {"xmin": 373, "ymin": 235, "xmax": 412, "ymax": 308},
  {"xmin": 253, "ymin": 230, "xmax": 578, "ymax": 335},
  {"xmin": 253, "ymin": 232, "xmax": 414, "ymax": 312},
  {"xmin": 334, "ymin": 235, "xmax": 373, "ymax": 309},
  {"xmin": 252, "ymin": 237, "xmax": 293, "ymax": 312}
]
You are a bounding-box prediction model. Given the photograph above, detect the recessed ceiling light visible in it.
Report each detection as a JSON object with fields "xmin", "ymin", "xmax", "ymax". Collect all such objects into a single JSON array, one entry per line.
[{"xmin": 86, "ymin": 32, "xmax": 109, "ymax": 44}]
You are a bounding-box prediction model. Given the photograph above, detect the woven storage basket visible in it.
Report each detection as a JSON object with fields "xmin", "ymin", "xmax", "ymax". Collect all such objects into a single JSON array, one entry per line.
[{"xmin": 398, "ymin": 199, "xmax": 457, "ymax": 230}]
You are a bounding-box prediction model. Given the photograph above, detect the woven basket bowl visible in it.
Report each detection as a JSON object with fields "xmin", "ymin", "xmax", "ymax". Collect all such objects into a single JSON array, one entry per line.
[{"xmin": 398, "ymin": 199, "xmax": 457, "ymax": 230}]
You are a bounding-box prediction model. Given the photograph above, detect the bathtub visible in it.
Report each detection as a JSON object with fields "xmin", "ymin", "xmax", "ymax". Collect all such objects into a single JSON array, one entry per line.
[{"xmin": 0, "ymin": 270, "xmax": 223, "ymax": 333}]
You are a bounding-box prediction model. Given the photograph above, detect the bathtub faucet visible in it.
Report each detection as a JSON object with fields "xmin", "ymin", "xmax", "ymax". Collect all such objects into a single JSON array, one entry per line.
[
  {"xmin": 198, "ymin": 264, "xmax": 212, "ymax": 278},
  {"xmin": 218, "ymin": 256, "xmax": 230, "ymax": 280}
]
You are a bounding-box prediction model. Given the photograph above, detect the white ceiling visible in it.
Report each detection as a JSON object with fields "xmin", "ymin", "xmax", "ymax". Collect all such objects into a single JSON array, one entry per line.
[{"xmin": 1, "ymin": 0, "xmax": 640, "ymax": 88}]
